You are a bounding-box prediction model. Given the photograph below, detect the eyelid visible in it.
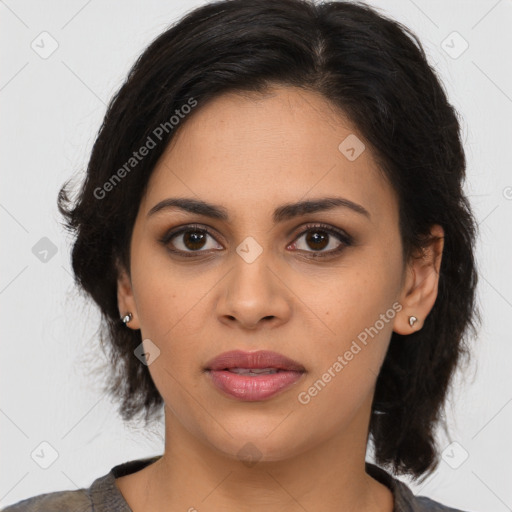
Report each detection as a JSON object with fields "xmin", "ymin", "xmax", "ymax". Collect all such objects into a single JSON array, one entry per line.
[
  {"xmin": 159, "ymin": 222, "xmax": 353, "ymax": 257},
  {"xmin": 288, "ymin": 222, "xmax": 353, "ymax": 258},
  {"xmin": 159, "ymin": 223, "xmax": 222, "ymax": 244},
  {"xmin": 290, "ymin": 222, "xmax": 352, "ymax": 244}
]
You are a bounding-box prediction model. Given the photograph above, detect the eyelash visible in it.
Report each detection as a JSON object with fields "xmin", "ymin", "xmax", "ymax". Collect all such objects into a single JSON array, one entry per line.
[{"xmin": 159, "ymin": 222, "xmax": 353, "ymax": 259}]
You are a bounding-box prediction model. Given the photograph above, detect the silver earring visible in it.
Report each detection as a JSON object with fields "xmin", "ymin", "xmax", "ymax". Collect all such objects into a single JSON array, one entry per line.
[
  {"xmin": 408, "ymin": 315, "xmax": 418, "ymax": 327},
  {"xmin": 122, "ymin": 312, "xmax": 133, "ymax": 324}
]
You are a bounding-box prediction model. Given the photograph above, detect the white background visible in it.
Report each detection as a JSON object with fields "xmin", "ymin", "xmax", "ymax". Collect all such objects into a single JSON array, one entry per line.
[{"xmin": 1, "ymin": 0, "xmax": 511, "ymax": 510}]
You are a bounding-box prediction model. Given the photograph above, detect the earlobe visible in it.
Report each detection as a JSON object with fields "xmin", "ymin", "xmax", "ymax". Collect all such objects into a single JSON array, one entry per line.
[
  {"xmin": 116, "ymin": 266, "xmax": 140, "ymax": 330},
  {"xmin": 393, "ymin": 224, "xmax": 444, "ymax": 335}
]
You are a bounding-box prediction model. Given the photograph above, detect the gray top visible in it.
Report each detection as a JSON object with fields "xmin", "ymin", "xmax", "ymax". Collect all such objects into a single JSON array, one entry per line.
[{"xmin": 1, "ymin": 456, "xmax": 472, "ymax": 511}]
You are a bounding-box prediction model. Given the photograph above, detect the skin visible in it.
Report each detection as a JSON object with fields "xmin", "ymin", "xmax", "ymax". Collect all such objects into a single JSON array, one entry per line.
[{"xmin": 115, "ymin": 86, "xmax": 444, "ymax": 512}]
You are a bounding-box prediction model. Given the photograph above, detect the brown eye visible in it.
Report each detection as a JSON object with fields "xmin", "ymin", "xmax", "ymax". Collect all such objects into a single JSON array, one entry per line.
[
  {"xmin": 180, "ymin": 229, "xmax": 208, "ymax": 250},
  {"xmin": 288, "ymin": 223, "xmax": 353, "ymax": 257},
  {"xmin": 304, "ymin": 230, "xmax": 329, "ymax": 251},
  {"xmin": 160, "ymin": 222, "xmax": 352, "ymax": 259},
  {"xmin": 161, "ymin": 224, "xmax": 223, "ymax": 255}
]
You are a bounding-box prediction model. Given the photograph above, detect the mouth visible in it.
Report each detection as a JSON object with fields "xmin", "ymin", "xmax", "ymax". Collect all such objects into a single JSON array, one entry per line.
[{"xmin": 204, "ymin": 350, "xmax": 306, "ymax": 401}]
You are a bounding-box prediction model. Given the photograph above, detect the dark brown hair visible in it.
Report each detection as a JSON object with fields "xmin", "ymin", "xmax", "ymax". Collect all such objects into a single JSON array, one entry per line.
[{"xmin": 57, "ymin": 0, "xmax": 480, "ymax": 481}]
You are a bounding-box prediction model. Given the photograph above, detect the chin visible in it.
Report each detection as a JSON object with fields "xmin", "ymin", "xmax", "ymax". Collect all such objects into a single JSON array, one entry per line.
[{"xmin": 205, "ymin": 428, "xmax": 309, "ymax": 465}]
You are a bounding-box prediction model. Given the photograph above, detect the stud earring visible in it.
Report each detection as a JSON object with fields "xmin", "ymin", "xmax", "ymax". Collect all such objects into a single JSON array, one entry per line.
[
  {"xmin": 122, "ymin": 312, "xmax": 133, "ymax": 324},
  {"xmin": 408, "ymin": 315, "xmax": 418, "ymax": 327}
]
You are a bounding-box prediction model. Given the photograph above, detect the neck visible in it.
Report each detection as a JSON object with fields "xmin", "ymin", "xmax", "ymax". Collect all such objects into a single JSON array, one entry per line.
[{"xmin": 137, "ymin": 395, "xmax": 393, "ymax": 512}]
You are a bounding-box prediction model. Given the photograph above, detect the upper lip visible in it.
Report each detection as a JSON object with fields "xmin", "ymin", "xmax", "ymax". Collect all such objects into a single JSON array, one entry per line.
[{"xmin": 205, "ymin": 350, "xmax": 306, "ymax": 372}]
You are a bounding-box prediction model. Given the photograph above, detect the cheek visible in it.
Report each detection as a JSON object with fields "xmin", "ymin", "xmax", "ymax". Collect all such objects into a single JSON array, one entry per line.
[
  {"xmin": 130, "ymin": 265, "xmax": 210, "ymax": 422},
  {"xmin": 304, "ymin": 247, "xmax": 402, "ymax": 345},
  {"xmin": 130, "ymin": 238, "xmax": 206, "ymax": 337},
  {"xmin": 130, "ymin": 253, "xmax": 220, "ymax": 393},
  {"xmin": 294, "ymin": 247, "xmax": 402, "ymax": 397},
  {"xmin": 134, "ymin": 277, "xmax": 210, "ymax": 366}
]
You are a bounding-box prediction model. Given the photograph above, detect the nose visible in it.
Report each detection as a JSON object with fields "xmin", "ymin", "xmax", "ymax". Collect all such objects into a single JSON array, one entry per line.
[{"xmin": 216, "ymin": 255, "xmax": 292, "ymax": 331}]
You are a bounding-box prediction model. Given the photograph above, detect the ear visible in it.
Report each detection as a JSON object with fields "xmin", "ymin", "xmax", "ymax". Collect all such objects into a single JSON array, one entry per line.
[
  {"xmin": 117, "ymin": 263, "xmax": 141, "ymax": 330},
  {"xmin": 393, "ymin": 224, "xmax": 444, "ymax": 335}
]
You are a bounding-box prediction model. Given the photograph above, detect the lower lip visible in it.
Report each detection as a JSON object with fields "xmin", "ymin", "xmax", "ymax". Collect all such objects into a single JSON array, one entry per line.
[{"xmin": 206, "ymin": 369, "xmax": 305, "ymax": 401}]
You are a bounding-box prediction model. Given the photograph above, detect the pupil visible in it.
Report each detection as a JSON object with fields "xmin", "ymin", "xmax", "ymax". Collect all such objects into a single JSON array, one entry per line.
[
  {"xmin": 307, "ymin": 230, "xmax": 328, "ymax": 251},
  {"xmin": 184, "ymin": 230, "xmax": 206, "ymax": 250}
]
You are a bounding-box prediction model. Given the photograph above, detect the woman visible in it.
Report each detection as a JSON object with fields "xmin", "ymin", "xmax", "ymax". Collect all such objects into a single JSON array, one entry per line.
[{"xmin": 3, "ymin": 0, "xmax": 479, "ymax": 510}]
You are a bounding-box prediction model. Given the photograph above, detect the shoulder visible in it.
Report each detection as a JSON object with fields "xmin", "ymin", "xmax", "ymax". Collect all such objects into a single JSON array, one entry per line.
[
  {"xmin": 1, "ymin": 488, "xmax": 92, "ymax": 512},
  {"xmin": 365, "ymin": 462, "xmax": 474, "ymax": 512},
  {"xmin": 1, "ymin": 456, "xmax": 161, "ymax": 512},
  {"xmin": 414, "ymin": 495, "xmax": 472, "ymax": 512}
]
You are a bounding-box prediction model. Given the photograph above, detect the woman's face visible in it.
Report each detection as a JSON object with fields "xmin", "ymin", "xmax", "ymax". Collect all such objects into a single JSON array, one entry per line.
[{"xmin": 118, "ymin": 86, "xmax": 437, "ymax": 462}]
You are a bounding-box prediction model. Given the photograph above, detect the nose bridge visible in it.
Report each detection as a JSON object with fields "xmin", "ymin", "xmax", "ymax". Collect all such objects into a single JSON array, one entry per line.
[
  {"xmin": 219, "ymin": 235, "xmax": 290, "ymax": 327},
  {"xmin": 230, "ymin": 235, "xmax": 278, "ymax": 301}
]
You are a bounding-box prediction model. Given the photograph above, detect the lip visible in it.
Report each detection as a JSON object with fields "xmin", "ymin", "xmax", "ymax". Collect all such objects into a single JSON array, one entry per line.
[
  {"xmin": 204, "ymin": 350, "xmax": 306, "ymax": 372},
  {"xmin": 204, "ymin": 350, "xmax": 306, "ymax": 401}
]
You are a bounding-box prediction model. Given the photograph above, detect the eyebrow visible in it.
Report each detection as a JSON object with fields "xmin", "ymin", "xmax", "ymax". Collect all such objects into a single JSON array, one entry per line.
[{"xmin": 147, "ymin": 196, "xmax": 371, "ymax": 222}]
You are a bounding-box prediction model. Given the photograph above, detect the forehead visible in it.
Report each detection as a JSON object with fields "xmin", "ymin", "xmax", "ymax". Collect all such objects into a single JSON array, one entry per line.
[{"xmin": 140, "ymin": 86, "xmax": 397, "ymax": 224}]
